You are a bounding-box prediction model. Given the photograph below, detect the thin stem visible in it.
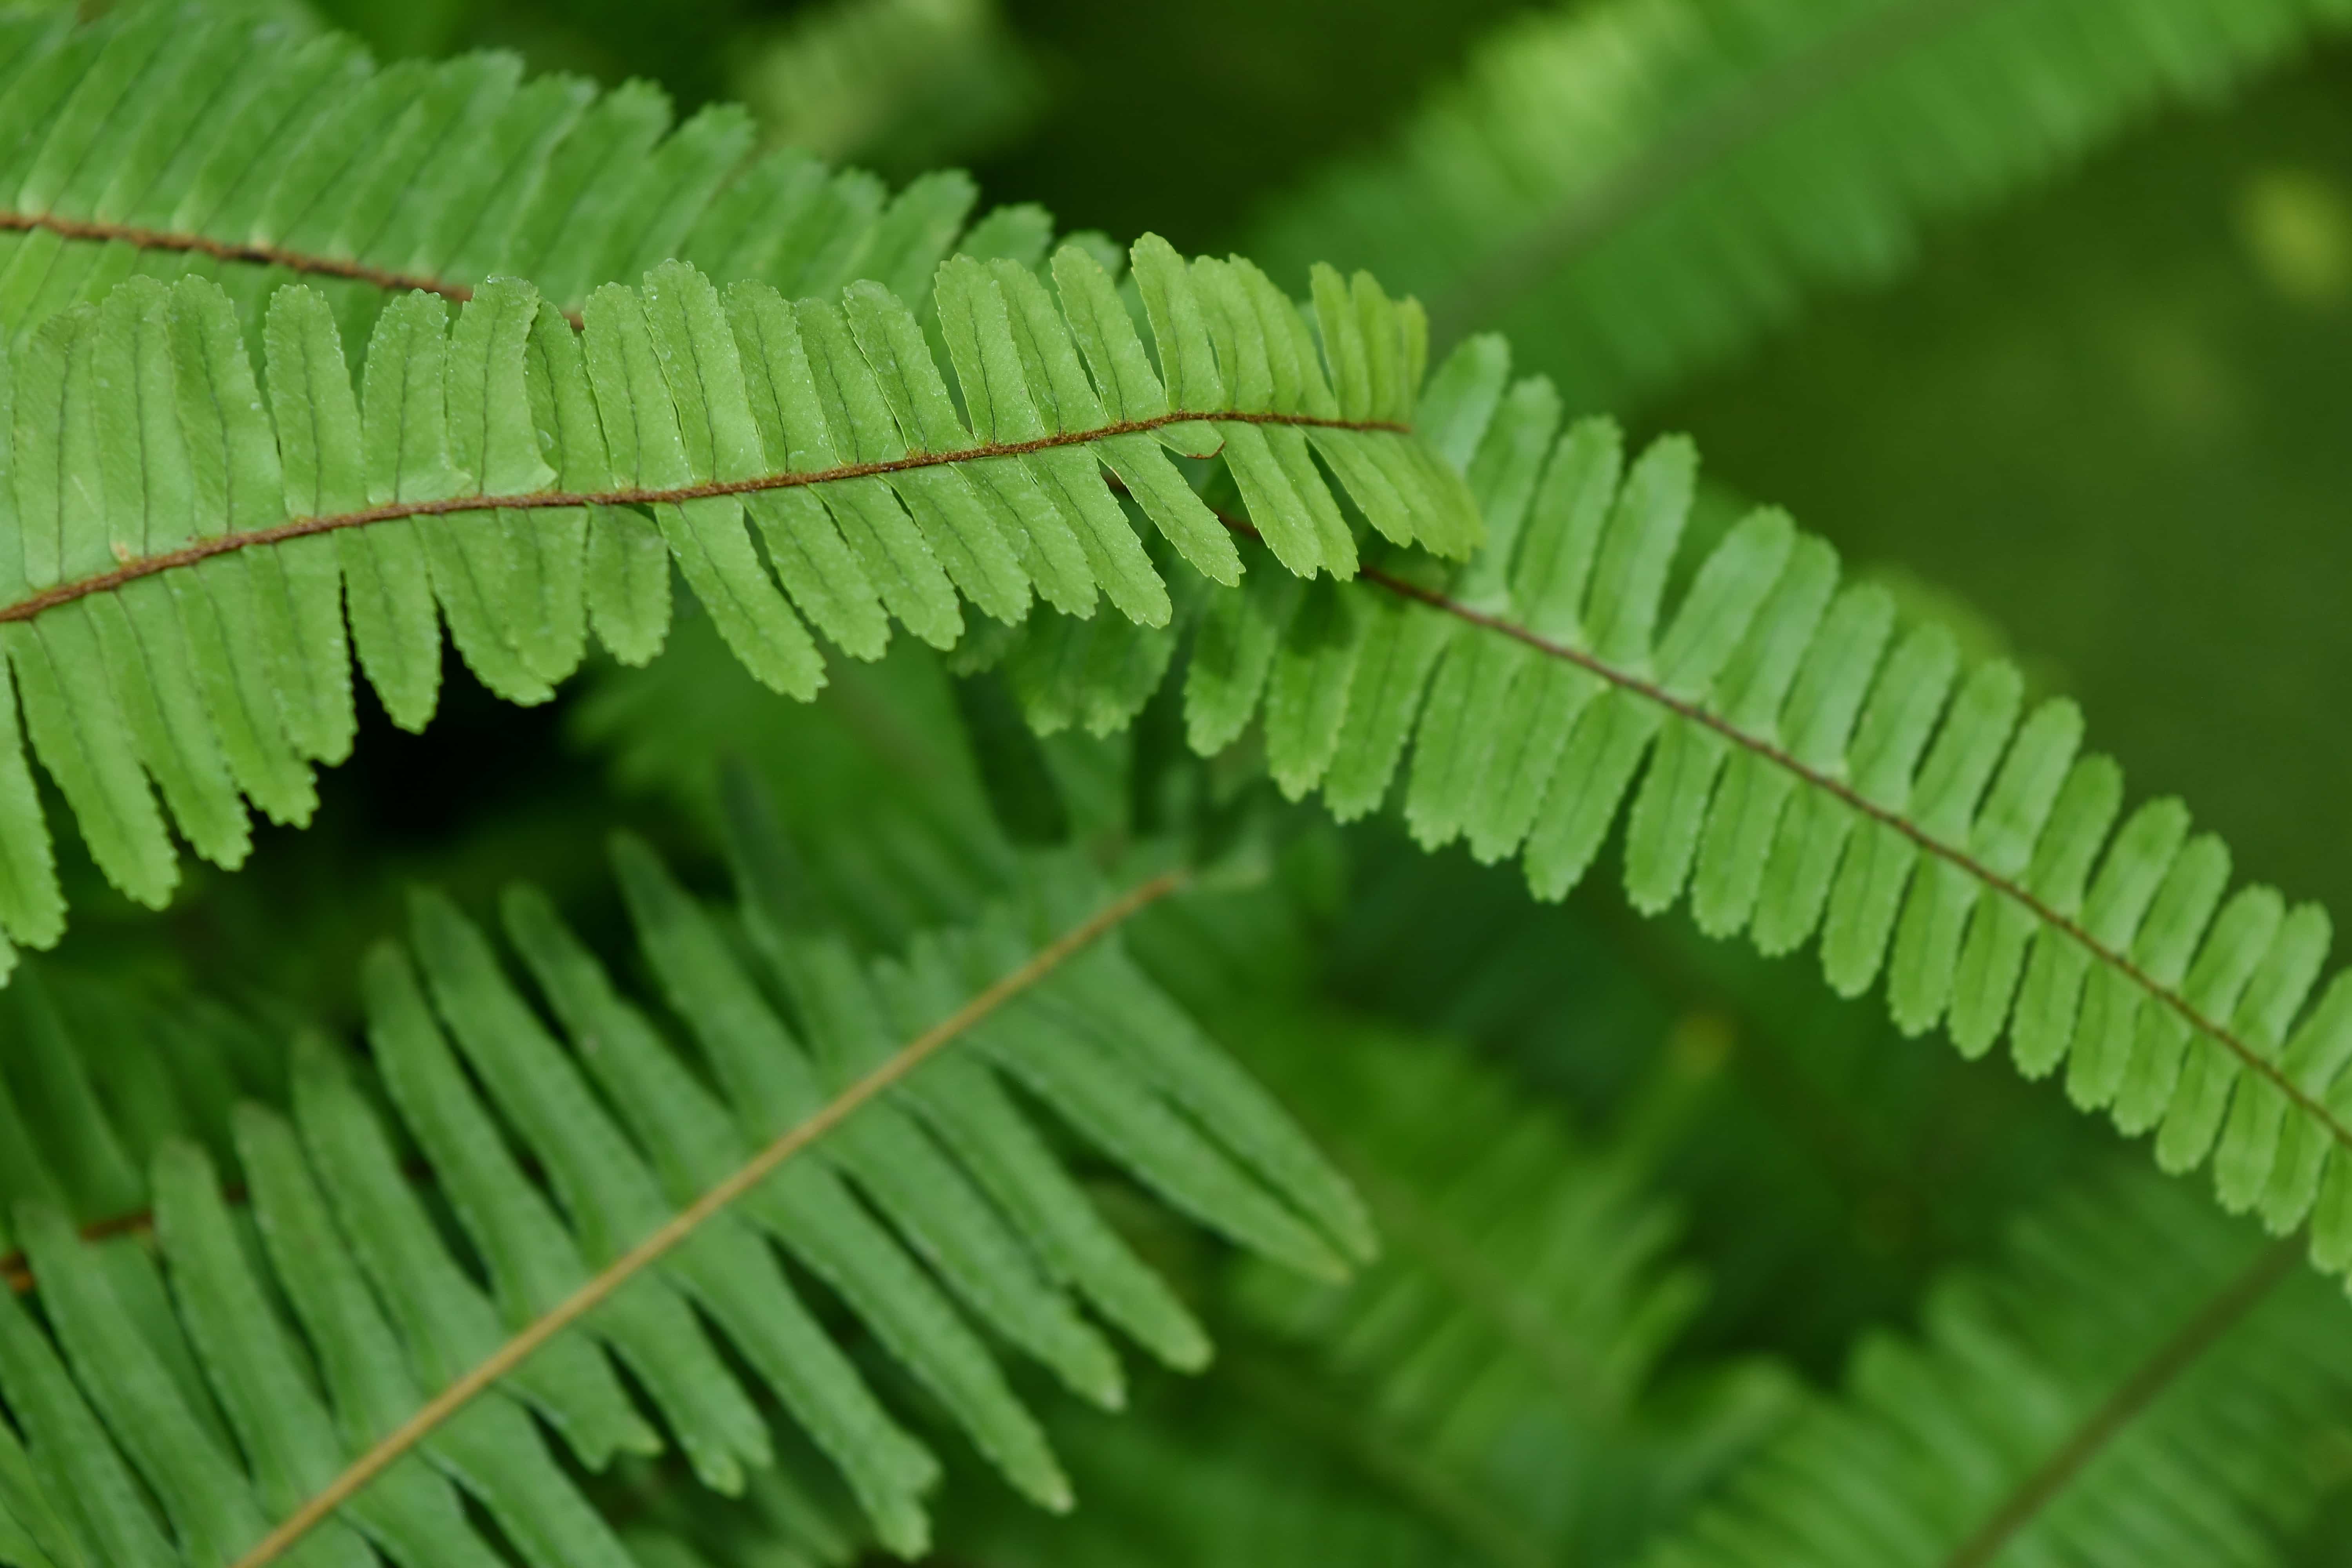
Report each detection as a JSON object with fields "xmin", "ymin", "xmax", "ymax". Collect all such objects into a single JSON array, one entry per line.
[
  {"xmin": 0, "ymin": 210, "xmax": 488, "ymax": 309},
  {"xmin": 0, "ymin": 410, "xmax": 1396, "ymax": 626},
  {"xmin": 0, "ymin": 1203, "xmax": 167, "ymax": 1291},
  {"xmin": 1941, "ymin": 1236, "xmax": 2301, "ymax": 1567},
  {"xmin": 229, "ymin": 868, "xmax": 1185, "ymax": 1568}
]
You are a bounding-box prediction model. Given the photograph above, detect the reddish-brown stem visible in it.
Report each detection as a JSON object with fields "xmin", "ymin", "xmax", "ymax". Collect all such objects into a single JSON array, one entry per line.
[
  {"xmin": 0, "ymin": 410, "xmax": 1396, "ymax": 626},
  {"xmin": 1941, "ymin": 1236, "xmax": 2300, "ymax": 1566},
  {"xmin": 0, "ymin": 209, "xmax": 483, "ymax": 305},
  {"xmin": 1350, "ymin": 556, "xmax": 2352, "ymax": 1157}
]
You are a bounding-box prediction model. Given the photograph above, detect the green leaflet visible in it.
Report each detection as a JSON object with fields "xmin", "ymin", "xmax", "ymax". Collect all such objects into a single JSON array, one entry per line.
[
  {"xmin": 256, "ymin": 1086, "xmax": 649, "ymax": 1568},
  {"xmin": 353, "ymin": 949, "xmax": 767, "ymax": 1504},
  {"xmin": 0, "ymin": 1414, "xmax": 82, "ymax": 1568},
  {"xmin": 0, "ymin": 239, "xmax": 1463, "ymax": 956},
  {"xmin": 584, "ymin": 272, "xmax": 823, "ymax": 702},
  {"xmin": 170, "ymin": 275, "xmax": 352, "ymax": 771},
  {"xmin": 527, "ymin": 290, "xmax": 671, "ymax": 667},
  {"xmin": 149, "ymin": 1139, "xmax": 503, "ymax": 1568},
  {"xmin": 436, "ymin": 277, "xmax": 576, "ymax": 699},
  {"xmin": 0, "ymin": 1282, "xmax": 180, "ymax": 1568},
  {"xmin": 407, "ymin": 888, "xmax": 936, "ymax": 1548},
  {"xmin": 0, "ymin": 822, "xmax": 1367, "ymax": 1561}
]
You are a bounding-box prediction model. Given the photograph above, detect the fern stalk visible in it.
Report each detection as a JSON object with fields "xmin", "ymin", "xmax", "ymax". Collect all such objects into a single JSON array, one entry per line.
[
  {"xmin": 0, "ymin": 207, "xmax": 495, "ymax": 317},
  {"xmin": 0, "ymin": 410, "xmax": 1401, "ymax": 629},
  {"xmin": 1941, "ymin": 1236, "xmax": 2303, "ymax": 1568}
]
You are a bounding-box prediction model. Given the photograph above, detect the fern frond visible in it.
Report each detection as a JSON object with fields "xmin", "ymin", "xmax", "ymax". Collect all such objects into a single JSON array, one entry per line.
[
  {"xmin": 0, "ymin": 4, "xmax": 1016, "ymax": 347},
  {"xmin": 1224, "ymin": 1010, "xmax": 1702, "ymax": 1415},
  {"xmin": 0, "ymin": 806, "xmax": 1371, "ymax": 1564},
  {"xmin": 0, "ymin": 241, "xmax": 1470, "ymax": 959},
  {"xmin": 1216, "ymin": 1011, "xmax": 1792, "ymax": 1565},
  {"xmin": 1249, "ymin": 0, "xmax": 2352, "ymax": 408},
  {"xmin": 934, "ymin": 331, "xmax": 2352, "ymax": 1304},
  {"xmin": 1640, "ymin": 1164, "xmax": 2352, "ymax": 1566}
]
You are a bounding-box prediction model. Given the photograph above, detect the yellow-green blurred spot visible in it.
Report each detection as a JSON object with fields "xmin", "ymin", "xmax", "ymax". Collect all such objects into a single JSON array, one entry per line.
[{"xmin": 2237, "ymin": 167, "xmax": 2352, "ymax": 309}]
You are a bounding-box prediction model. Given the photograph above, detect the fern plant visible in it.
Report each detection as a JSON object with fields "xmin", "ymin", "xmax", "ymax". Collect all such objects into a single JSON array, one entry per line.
[{"xmin": 4, "ymin": 0, "xmax": 2352, "ymax": 1563}]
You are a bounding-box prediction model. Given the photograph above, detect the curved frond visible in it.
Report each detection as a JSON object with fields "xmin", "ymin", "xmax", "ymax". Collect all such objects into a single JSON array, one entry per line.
[
  {"xmin": 0, "ymin": 4, "xmax": 1019, "ymax": 346},
  {"xmin": 1639, "ymin": 1164, "xmax": 2352, "ymax": 1567},
  {"xmin": 940, "ymin": 332, "xmax": 2352, "ymax": 1302},
  {"xmin": 1250, "ymin": 0, "xmax": 2352, "ymax": 407},
  {"xmin": 0, "ymin": 240, "xmax": 1470, "ymax": 958},
  {"xmin": 0, "ymin": 807, "xmax": 1370, "ymax": 1564}
]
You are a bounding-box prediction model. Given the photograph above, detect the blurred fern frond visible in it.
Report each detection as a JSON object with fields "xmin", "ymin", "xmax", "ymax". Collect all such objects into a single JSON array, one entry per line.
[
  {"xmin": 0, "ymin": 808, "xmax": 1372, "ymax": 1563},
  {"xmin": 1210, "ymin": 1011, "xmax": 1794, "ymax": 1567},
  {"xmin": 1250, "ymin": 0, "xmax": 2352, "ymax": 408},
  {"xmin": 733, "ymin": 0, "xmax": 1047, "ymax": 178},
  {"xmin": 1642, "ymin": 1164, "xmax": 2352, "ymax": 1567}
]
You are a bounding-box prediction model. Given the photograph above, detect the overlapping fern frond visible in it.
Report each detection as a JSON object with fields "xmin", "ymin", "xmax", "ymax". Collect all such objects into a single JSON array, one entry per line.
[
  {"xmin": 0, "ymin": 232, "xmax": 1470, "ymax": 960},
  {"xmin": 0, "ymin": 795, "xmax": 1373, "ymax": 1563},
  {"xmin": 1250, "ymin": 0, "xmax": 2352, "ymax": 408},
  {"xmin": 1641, "ymin": 1163, "xmax": 2352, "ymax": 1566},
  {"xmin": 0, "ymin": 3, "xmax": 1017, "ymax": 347},
  {"xmin": 1212, "ymin": 1013, "xmax": 1791, "ymax": 1567}
]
